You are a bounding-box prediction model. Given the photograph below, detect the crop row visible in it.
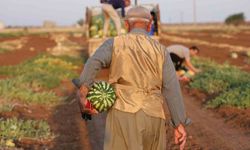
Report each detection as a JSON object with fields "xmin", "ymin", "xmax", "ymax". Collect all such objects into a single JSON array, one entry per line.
[
  {"xmin": 0, "ymin": 54, "xmax": 84, "ymax": 148},
  {"xmin": 190, "ymin": 57, "xmax": 250, "ymax": 108},
  {"xmin": 0, "ymin": 118, "xmax": 52, "ymax": 148},
  {"xmin": 0, "ymin": 54, "xmax": 82, "ymax": 104}
]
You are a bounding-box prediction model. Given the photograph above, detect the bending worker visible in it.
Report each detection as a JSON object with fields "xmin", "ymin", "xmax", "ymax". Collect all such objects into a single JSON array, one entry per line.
[
  {"xmin": 167, "ymin": 44, "xmax": 200, "ymax": 73},
  {"xmin": 78, "ymin": 6, "xmax": 190, "ymax": 150}
]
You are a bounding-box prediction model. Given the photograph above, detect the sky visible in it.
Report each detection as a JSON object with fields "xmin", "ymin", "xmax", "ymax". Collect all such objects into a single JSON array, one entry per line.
[{"xmin": 0, "ymin": 0, "xmax": 250, "ymax": 26}]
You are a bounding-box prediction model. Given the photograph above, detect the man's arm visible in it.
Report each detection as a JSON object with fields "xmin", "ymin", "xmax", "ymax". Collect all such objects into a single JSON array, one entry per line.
[
  {"xmin": 162, "ymin": 50, "xmax": 190, "ymax": 127},
  {"xmin": 183, "ymin": 48, "xmax": 199, "ymax": 73},
  {"xmin": 78, "ymin": 38, "xmax": 113, "ymax": 114},
  {"xmin": 79, "ymin": 38, "xmax": 113, "ymax": 88},
  {"xmin": 184, "ymin": 59, "xmax": 199, "ymax": 73},
  {"xmin": 162, "ymin": 50, "xmax": 191, "ymax": 150}
]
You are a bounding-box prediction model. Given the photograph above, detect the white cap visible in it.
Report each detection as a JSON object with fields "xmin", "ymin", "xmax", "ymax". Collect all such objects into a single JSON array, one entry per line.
[{"xmin": 125, "ymin": 6, "xmax": 152, "ymax": 22}]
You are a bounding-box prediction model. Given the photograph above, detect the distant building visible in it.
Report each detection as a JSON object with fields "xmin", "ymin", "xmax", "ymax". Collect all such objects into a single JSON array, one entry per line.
[
  {"xmin": 0, "ymin": 21, "xmax": 5, "ymax": 30},
  {"xmin": 43, "ymin": 20, "xmax": 57, "ymax": 28}
]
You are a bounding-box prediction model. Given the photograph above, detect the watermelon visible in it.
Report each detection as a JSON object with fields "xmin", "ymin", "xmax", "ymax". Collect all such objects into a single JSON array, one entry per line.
[
  {"xmin": 90, "ymin": 25, "xmax": 99, "ymax": 38},
  {"xmin": 121, "ymin": 28, "xmax": 127, "ymax": 34},
  {"xmin": 230, "ymin": 52, "xmax": 238, "ymax": 59},
  {"xmin": 87, "ymin": 81, "xmax": 116, "ymax": 112},
  {"xmin": 185, "ymin": 70, "xmax": 195, "ymax": 78},
  {"xmin": 89, "ymin": 14, "xmax": 127, "ymax": 38},
  {"xmin": 98, "ymin": 29, "xmax": 104, "ymax": 37},
  {"xmin": 177, "ymin": 70, "xmax": 186, "ymax": 76},
  {"xmin": 246, "ymin": 51, "xmax": 250, "ymax": 57}
]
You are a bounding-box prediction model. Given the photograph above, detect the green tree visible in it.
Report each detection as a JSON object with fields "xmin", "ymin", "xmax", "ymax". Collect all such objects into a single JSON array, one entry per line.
[
  {"xmin": 225, "ymin": 12, "xmax": 245, "ymax": 25},
  {"xmin": 77, "ymin": 19, "xmax": 84, "ymax": 26}
]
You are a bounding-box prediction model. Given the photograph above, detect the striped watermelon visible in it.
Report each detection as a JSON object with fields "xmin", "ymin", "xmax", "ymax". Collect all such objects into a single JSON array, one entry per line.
[{"xmin": 87, "ymin": 81, "xmax": 116, "ymax": 112}]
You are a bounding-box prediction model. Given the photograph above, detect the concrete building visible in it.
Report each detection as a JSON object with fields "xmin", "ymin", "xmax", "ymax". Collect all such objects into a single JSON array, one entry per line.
[{"xmin": 43, "ymin": 20, "xmax": 57, "ymax": 28}]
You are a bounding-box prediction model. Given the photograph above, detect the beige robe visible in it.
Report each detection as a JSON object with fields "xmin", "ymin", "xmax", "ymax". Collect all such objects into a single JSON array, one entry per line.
[{"xmin": 104, "ymin": 33, "xmax": 167, "ymax": 150}]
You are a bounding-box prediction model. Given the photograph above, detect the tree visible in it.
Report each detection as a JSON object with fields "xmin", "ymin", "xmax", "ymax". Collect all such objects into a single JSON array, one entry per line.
[
  {"xmin": 77, "ymin": 19, "xmax": 84, "ymax": 26},
  {"xmin": 225, "ymin": 12, "xmax": 245, "ymax": 26}
]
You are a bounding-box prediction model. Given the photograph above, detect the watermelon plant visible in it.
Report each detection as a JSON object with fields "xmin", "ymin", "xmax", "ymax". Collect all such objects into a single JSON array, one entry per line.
[
  {"xmin": 207, "ymin": 83, "xmax": 250, "ymax": 108},
  {"xmin": 0, "ymin": 78, "xmax": 59, "ymax": 104},
  {"xmin": 0, "ymin": 32, "xmax": 26, "ymax": 38},
  {"xmin": 0, "ymin": 54, "xmax": 82, "ymax": 104},
  {"xmin": 87, "ymin": 81, "xmax": 116, "ymax": 112},
  {"xmin": 190, "ymin": 57, "xmax": 250, "ymax": 108},
  {"xmin": 0, "ymin": 54, "xmax": 81, "ymax": 79},
  {"xmin": 0, "ymin": 118, "xmax": 53, "ymax": 148},
  {"xmin": 0, "ymin": 48, "xmax": 8, "ymax": 53},
  {"xmin": 190, "ymin": 57, "xmax": 250, "ymax": 94},
  {"xmin": 0, "ymin": 104, "xmax": 13, "ymax": 113}
]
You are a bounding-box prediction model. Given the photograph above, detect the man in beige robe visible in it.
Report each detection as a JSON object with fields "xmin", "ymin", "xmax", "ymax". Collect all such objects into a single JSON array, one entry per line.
[{"xmin": 78, "ymin": 6, "xmax": 190, "ymax": 150}]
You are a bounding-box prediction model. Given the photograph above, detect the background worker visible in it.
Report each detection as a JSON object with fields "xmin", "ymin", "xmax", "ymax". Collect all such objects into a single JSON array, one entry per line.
[
  {"xmin": 101, "ymin": 0, "xmax": 131, "ymax": 37},
  {"xmin": 78, "ymin": 6, "xmax": 190, "ymax": 150},
  {"xmin": 167, "ymin": 44, "xmax": 200, "ymax": 74}
]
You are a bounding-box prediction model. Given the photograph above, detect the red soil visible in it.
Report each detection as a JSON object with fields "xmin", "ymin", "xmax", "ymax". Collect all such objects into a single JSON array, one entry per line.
[{"xmin": 0, "ymin": 35, "xmax": 56, "ymax": 66}]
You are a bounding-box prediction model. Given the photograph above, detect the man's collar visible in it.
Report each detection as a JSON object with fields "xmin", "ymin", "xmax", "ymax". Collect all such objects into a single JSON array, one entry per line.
[{"xmin": 130, "ymin": 28, "xmax": 148, "ymax": 35}]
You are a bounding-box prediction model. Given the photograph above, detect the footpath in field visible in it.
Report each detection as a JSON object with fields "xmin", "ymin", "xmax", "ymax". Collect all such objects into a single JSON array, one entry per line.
[{"xmin": 183, "ymin": 88, "xmax": 250, "ymax": 150}]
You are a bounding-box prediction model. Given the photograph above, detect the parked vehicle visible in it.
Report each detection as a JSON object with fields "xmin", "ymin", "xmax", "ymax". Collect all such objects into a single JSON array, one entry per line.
[{"xmin": 85, "ymin": 3, "xmax": 161, "ymax": 56}]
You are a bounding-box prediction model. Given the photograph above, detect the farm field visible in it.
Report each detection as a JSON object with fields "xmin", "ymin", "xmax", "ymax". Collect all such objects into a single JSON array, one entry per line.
[{"xmin": 0, "ymin": 25, "xmax": 250, "ymax": 150}]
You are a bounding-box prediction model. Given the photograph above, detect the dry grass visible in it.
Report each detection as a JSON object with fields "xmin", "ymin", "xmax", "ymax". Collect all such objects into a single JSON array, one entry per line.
[
  {"xmin": 0, "ymin": 26, "xmax": 86, "ymax": 35},
  {"xmin": 161, "ymin": 24, "xmax": 250, "ymax": 33}
]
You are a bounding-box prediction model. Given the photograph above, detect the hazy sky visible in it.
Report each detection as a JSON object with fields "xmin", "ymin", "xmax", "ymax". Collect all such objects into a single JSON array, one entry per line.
[{"xmin": 0, "ymin": 0, "xmax": 250, "ymax": 26}]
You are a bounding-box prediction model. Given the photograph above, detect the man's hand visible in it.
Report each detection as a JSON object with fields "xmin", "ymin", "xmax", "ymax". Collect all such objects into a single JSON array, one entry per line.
[
  {"xmin": 174, "ymin": 124, "xmax": 187, "ymax": 150},
  {"xmin": 77, "ymin": 86, "xmax": 98, "ymax": 115}
]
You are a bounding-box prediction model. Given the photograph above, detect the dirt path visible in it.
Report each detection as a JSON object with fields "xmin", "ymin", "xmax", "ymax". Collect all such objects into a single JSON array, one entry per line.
[
  {"xmin": 183, "ymin": 89, "xmax": 250, "ymax": 150},
  {"xmin": 49, "ymin": 95, "xmax": 92, "ymax": 150},
  {"xmin": 47, "ymin": 70, "xmax": 110, "ymax": 150}
]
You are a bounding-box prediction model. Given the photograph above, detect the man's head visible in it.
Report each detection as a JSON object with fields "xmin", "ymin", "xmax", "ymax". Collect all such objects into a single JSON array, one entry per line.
[
  {"xmin": 189, "ymin": 46, "xmax": 200, "ymax": 56},
  {"xmin": 124, "ymin": 6, "xmax": 152, "ymax": 32}
]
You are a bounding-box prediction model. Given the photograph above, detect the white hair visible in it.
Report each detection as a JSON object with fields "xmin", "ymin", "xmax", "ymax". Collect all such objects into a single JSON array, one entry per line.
[{"xmin": 126, "ymin": 18, "xmax": 151, "ymax": 23}]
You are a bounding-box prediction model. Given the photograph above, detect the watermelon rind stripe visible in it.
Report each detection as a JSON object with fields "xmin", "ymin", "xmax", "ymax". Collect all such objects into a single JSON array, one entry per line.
[{"xmin": 86, "ymin": 81, "xmax": 116, "ymax": 112}]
